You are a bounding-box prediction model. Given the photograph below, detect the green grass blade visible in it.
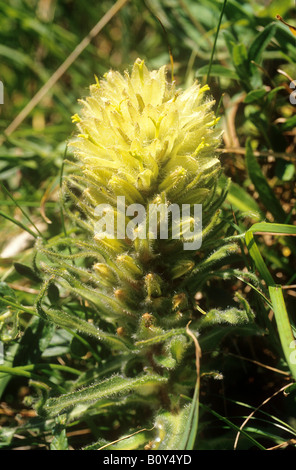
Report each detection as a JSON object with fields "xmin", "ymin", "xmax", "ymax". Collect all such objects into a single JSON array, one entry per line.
[
  {"xmin": 182, "ymin": 324, "xmax": 201, "ymax": 450},
  {"xmin": 247, "ymin": 222, "xmax": 296, "ymax": 236},
  {"xmin": 0, "ymin": 210, "xmax": 38, "ymax": 239},
  {"xmin": 245, "ymin": 223, "xmax": 296, "ymax": 380},
  {"xmin": 269, "ymin": 286, "xmax": 296, "ymax": 380},
  {"xmin": 0, "ymin": 365, "xmax": 66, "ymax": 393},
  {"xmin": 245, "ymin": 222, "xmax": 296, "ymax": 286},
  {"xmin": 0, "ymin": 182, "xmax": 45, "ymax": 238},
  {"xmin": 245, "ymin": 229, "xmax": 274, "ymax": 286},
  {"xmin": 199, "ymin": 403, "xmax": 266, "ymax": 450},
  {"xmin": 206, "ymin": 0, "xmax": 228, "ymax": 83},
  {"xmin": 184, "ymin": 380, "xmax": 200, "ymax": 450}
]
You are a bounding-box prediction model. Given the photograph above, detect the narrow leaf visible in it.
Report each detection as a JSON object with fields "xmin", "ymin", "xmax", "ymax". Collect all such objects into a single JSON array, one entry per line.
[
  {"xmin": 197, "ymin": 64, "xmax": 238, "ymax": 80},
  {"xmin": 39, "ymin": 305, "xmax": 133, "ymax": 351},
  {"xmin": 43, "ymin": 374, "xmax": 167, "ymax": 416},
  {"xmin": 269, "ymin": 286, "xmax": 296, "ymax": 380},
  {"xmin": 245, "ymin": 229, "xmax": 275, "ymax": 286},
  {"xmin": 14, "ymin": 262, "xmax": 41, "ymax": 283},
  {"xmin": 248, "ymin": 22, "xmax": 277, "ymax": 63},
  {"xmin": 245, "ymin": 139, "xmax": 287, "ymax": 223},
  {"xmin": 154, "ymin": 408, "xmax": 191, "ymax": 450},
  {"xmin": 244, "ymin": 88, "xmax": 267, "ymax": 103}
]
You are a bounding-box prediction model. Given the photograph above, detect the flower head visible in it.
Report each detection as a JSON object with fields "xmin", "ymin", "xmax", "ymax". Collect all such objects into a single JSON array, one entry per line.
[{"xmin": 69, "ymin": 58, "xmax": 222, "ymax": 208}]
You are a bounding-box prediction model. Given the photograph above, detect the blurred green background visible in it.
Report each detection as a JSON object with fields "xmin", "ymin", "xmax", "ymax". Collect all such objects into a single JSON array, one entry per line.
[{"xmin": 0, "ymin": 0, "xmax": 295, "ymax": 450}]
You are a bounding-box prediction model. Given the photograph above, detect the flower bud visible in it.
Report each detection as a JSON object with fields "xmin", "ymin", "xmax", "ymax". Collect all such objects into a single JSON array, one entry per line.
[
  {"xmin": 116, "ymin": 254, "xmax": 143, "ymax": 279},
  {"xmin": 145, "ymin": 273, "xmax": 162, "ymax": 300},
  {"xmin": 93, "ymin": 263, "xmax": 117, "ymax": 287},
  {"xmin": 172, "ymin": 293, "xmax": 188, "ymax": 311},
  {"xmin": 171, "ymin": 260, "xmax": 195, "ymax": 279}
]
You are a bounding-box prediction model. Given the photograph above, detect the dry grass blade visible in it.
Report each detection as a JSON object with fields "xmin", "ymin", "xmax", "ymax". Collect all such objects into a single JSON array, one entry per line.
[
  {"xmin": 233, "ymin": 382, "xmax": 293, "ymax": 450},
  {"xmin": 97, "ymin": 427, "xmax": 154, "ymax": 450},
  {"xmin": 4, "ymin": 0, "xmax": 129, "ymax": 138},
  {"xmin": 186, "ymin": 321, "xmax": 202, "ymax": 378},
  {"xmin": 267, "ymin": 438, "xmax": 296, "ymax": 450}
]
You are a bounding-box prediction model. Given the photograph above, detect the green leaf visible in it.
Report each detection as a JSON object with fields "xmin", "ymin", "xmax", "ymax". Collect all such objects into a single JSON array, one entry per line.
[
  {"xmin": 248, "ymin": 22, "xmax": 277, "ymax": 64},
  {"xmin": 274, "ymin": 23, "xmax": 296, "ymax": 56},
  {"xmin": 196, "ymin": 64, "xmax": 239, "ymax": 80},
  {"xmin": 50, "ymin": 416, "xmax": 69, "ymax": 450},
  {"xmin": 84, "ymin": 430, "xmax": 149, "ymax": 450},
  {"xmin": 190, "ymin": 243, "xmax": 238, "ymax": 276},
  {"xmin": 199, "ymin": 307, "xmax": 252, "ymax": 327},
  {"xmin": 223, "ymin": 0, "xmax": 254, "ymax": 22},
  {"xmin": 244, "ymin": 88, "xmax": 267, "ymax": 103},
  {"xmin": 280, "ymin": 114, "xmax": 296, "ymax": 131},
  {"xmin": 89, "ymin": 431, "xmax": 149, "ymax": 450},
  {"xmin": 14, "ymin": 263, "xmax": 41, "ymax": 283},
  {"xmin": 181, "ymin": 376, "xmax": 200, "ymax": 450},
  {"xmin": 39, "ymin": 305, "xmax": 133, "ymax": 351},
  {"xmin": 245, "ymin": 229, "xmax": 275, "ymax": 286},
  {"xmin": 0, "ymin": 342, "xmax": 19, "ymax": 400},
  {"xmin": 266, "ymin": 86, "xmax": 285, "ymax": 103},
  {"xmin": 70, "ymin": 336, "xmax": 89, "ymax": 358},
  {"xmin": 0, "ymin": 282, "xmax": 17, "ymax": 310},
  {"xmin": 154, "ymin": 354, "xmax": 176, "ymax": 369},
  {"xmin": 42, "ymin": 374, "xmax": 168, "ymax": 417},
  {"xmin": 47, "ymin": 283, "xmax": 60, "ymax": 305},
  {"xmin": 0, "ymin": 282, "xmax": 20, "ymax": 343},
  {"xmin": 247, "ymin": 222, "xmax": 296, "ymax": 236},
  {"xmin": 168, "ymin": 335, "xmax": 188, "ymax": 363},
  {"xmin": 13, "ymin": 316, "xmax": 55, "ymax": 365},
  {"xmin": 245, "ymin": 222, "xmax": 296, "ymax": 287},
  {"xmin": 225, "ymin": 180, "xmax": 262, "ymax": 217},
  {"xmin": 245, "ymin": 139, "xmax": 287, "ymax": 223},
  {"xmin": 275, "ymin": 159, "xmax": 295, "ymax": 181},
  {"xmin": 134, "ymin": 327, "xmax": 186, "ymax": 348},
  {"xmin": 269, "ymin": 286, "xmax": 296, "ymax": 381},
  {"xmin": 232, "ymin": 43, "xmax": 249, "ymax": 76},
  {"xmin": 152, "ymin": 407, "xmax": 192, "ymax": 450},
  {"xmin": 50, "ymin": 428, "xmax": 69, "ymax": 450},
  {"xmin": 0, "ymin": 427, "xmax": 16, "ymax": 449}
]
